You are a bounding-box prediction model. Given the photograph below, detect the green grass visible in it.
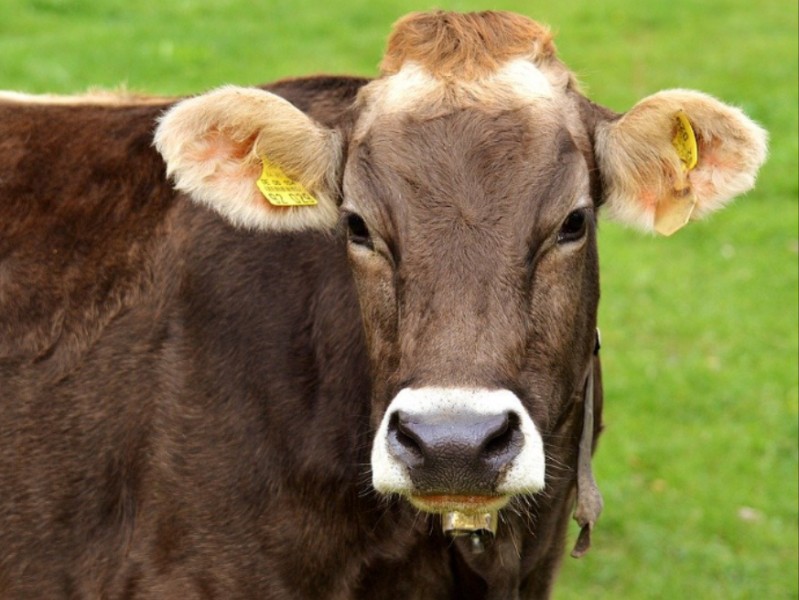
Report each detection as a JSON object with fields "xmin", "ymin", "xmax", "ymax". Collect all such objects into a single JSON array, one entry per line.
[{"xmin": 2, "ymin": 0, "xmax": 796, "ymax": 597}]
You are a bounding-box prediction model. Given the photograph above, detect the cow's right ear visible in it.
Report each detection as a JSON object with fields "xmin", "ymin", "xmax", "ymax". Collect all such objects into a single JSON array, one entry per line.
[{"xmin": 155, "ymin": 86, "xmax": 342, "ymax": 232}]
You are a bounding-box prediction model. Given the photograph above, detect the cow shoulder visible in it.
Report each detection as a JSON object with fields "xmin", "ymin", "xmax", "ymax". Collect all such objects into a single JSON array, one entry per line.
[
  {"xmin": 0, "ymin": 101, "xmax": 174, "ymax": 365},
  {"xmin": 0, "ymin": 77, "xmax": 364, "ymax": 367}
]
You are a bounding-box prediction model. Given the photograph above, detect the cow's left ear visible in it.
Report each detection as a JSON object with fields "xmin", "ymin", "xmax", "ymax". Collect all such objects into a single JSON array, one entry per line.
[
  {"xmin": 155, "ymin": 86, "xmax": 342, "ymax": 232},
  {"xmin": 595, "ymin": 90, "xmax": 767, "ymax": 235}
]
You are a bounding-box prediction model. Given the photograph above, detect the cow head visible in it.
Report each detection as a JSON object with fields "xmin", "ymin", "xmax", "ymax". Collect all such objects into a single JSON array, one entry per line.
[{"xmin": 155, "ymin": 12, "xmax": 766, "ymax": 527}]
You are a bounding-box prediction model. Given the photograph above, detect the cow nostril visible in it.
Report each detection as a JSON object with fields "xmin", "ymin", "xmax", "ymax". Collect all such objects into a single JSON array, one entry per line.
[
  {"xmin": 393, "ymin": 413, "xmax": 418, "ymax": 448},
  {"xmin": 482, "ymin": 412, "xmax": 521, "ymax": 457},
  {"xmin": 387, "ymin": 412, "xmax": 425, "ymax": 463}
]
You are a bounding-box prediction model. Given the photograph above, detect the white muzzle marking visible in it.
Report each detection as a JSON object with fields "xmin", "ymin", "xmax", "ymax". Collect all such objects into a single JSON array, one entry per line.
[{"xmin": 370, "ymin": 386, "xmax": 546, "ymax": 496}]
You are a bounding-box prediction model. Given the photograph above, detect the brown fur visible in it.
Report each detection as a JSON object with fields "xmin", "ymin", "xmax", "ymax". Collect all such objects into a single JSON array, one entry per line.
[
  {"xmin": 0, "ymin": 74, "xmax": 601, "ymax": 600},
  {"xmin": 380, "ymin": 11, "xmax": 555, "ymax": 79}
]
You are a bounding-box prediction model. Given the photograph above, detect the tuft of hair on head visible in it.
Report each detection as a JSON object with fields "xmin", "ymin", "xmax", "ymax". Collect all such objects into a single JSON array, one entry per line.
[{"xmin": 380, "ymin": 10, "xmax": 557, "ymax": 81}]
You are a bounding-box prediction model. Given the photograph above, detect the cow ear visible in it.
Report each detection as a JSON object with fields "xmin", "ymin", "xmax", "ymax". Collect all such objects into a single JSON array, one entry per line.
[
  {"xmin": 155, "ymin": 85, "xmax": 342, "ymax": 232},
  {"xmin": 595, "ymin": 90, "xmax": 767, "ymax": 235}
]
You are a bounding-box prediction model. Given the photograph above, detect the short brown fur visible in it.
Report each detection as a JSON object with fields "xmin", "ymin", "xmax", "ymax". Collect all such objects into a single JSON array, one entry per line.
[{"xmin": 380, "ymin": 11, "xmax": 556, "ymax": 79}]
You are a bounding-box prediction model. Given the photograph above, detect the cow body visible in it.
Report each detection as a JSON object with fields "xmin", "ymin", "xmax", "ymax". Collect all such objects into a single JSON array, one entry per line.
[
  {"xmin": 0, "ymin": 11, "xmax": 766, "ymax": 599},
  {"xmin": 0, "ymin": 77, "xmax": 580, "ymax": 598}
]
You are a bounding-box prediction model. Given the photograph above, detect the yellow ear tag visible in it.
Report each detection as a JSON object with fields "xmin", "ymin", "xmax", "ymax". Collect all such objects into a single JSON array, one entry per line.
[
  {"xmin": 256, "ymin": 156, "xmax": 318, "ymax": 207},
  {"xmin": 672, "ymin": 111, "xmax": 698, "ymax": 171},
  {"xmin": 655, "ymin": 112, "xmax": 699, "ymax": 236}
]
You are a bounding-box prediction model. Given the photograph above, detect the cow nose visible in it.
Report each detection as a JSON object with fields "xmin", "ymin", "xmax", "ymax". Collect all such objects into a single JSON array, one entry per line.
[{"xmin": 386, "ymin": 410, "xmax": 524, "ymax": 491}]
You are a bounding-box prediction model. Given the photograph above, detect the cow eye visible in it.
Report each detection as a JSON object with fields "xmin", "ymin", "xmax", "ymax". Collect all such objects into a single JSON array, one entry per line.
[
  {"xmin": 345, "ymin": 213, "xmax": 373, "ymax": 249},
  {"xmin": 557, "ymin": 208, "xmax": 589, "ymax": 244}
]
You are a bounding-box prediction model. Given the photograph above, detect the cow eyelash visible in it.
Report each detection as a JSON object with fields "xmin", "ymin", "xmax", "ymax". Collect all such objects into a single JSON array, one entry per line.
[
  {"xmin": 345, "ymin": 213, "xmax": 373, "ymax": 249},
  {"xmin": 557, "ymin": 208, "xmax": 590, "ymax": 244}
]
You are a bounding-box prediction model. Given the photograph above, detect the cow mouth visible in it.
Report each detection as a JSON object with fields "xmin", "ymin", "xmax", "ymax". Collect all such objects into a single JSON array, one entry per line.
[{"xmin": 409, "ymin": 493, "xmax": 509, "ymax": 514}]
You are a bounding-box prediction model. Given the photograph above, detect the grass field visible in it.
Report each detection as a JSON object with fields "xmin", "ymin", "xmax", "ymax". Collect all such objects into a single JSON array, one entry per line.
[{"xmin": 2, "ymin": 0, "xmax": 797, "ymax": 597}]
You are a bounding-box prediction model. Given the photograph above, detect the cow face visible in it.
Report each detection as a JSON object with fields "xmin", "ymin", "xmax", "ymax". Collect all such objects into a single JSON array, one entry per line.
[
  {"xmin": 342, "ymin": 100, "xmax": 600, "ymax": 510},
  {"xmin": 156, "ymin": 11, "xmax": 766, "ymax": 520}
]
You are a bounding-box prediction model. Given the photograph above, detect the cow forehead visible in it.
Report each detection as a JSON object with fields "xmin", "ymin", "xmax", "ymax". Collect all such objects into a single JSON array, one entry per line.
[
  {"xmin": 349, "ymin": 107, "xmax": 581, "ymax": 200},
  {"xmin": 353, "ymin": 57, "xmax": 573, "ymax": 143},
  {"xmin": 356, "ymin": 59, "xmax": 555, "ymax": 127},
  {"xmin": 344, "ymin": 104, "xmax": 588, "ymax": 244},
  {"xmin": 344, "ymin": 11, "xmax": 589, "ymax": 242}
]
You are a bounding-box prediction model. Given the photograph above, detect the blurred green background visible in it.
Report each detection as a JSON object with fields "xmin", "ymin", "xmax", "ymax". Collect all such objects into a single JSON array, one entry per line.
[{"xmin": 2, "ymin": 0, "xmax": 796, "ymax": 597}]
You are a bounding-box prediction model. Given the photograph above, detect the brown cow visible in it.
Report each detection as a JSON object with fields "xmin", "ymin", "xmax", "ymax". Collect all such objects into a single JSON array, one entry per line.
[{"xmin": 0, "ymin": 11, "xmax": 766, "ymax": 600}]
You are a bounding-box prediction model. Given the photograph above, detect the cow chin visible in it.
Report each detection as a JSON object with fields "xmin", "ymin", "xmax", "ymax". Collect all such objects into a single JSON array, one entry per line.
[
  {"xmin": 370, "ymin": 387, "xmax": 546, "ymax": 514},
  {"xmin": 408, "ymin": 493, "xmax": 511, "ymax": 515}
]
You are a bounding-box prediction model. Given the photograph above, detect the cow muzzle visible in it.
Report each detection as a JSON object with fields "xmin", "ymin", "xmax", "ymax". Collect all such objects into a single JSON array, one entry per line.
[{"xmin": 371, "ymin": 387, "xmax": 546, "ymax": 515}]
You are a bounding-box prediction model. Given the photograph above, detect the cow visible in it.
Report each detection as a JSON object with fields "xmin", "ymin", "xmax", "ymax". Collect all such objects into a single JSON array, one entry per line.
[{"xmin": 0, "ymin": 10, "xmax": 766, "ymax": 600}]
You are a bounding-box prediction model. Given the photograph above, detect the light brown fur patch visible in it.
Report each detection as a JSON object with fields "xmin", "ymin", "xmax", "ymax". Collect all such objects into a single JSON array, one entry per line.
[
  {"xmin": 380, "ymin": 11, "xmax": 556, "ymax": 80},
  {"xmin": 0, "ymin": 86, "xmax": 174, "ymax": 106}
]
